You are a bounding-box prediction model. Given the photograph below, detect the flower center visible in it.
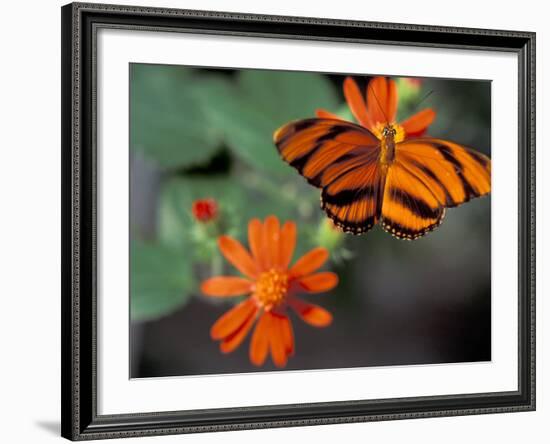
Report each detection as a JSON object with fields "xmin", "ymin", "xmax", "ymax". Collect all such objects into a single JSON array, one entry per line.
[
  {"xmin": 255, "ymin": 269, "xmax": 289, "ymax": 309},
  {"xmin": 372, "ymin": 122, "xmax": 405, "ymax": 143}
]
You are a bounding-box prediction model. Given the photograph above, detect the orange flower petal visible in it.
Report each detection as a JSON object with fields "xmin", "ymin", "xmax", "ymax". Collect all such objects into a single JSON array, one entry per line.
[
  {"xmin": 298, "ymin": 272, "xmax": 339, "ymax": 293},
  {"xmin": 289, "ymin": 298, "xmax": 333, "ymax": 327},
  {"xmin": 218, "ymin": 235, "xmax": 259, "ymax": 279},
  {"xmin": 289, "ymin": 247, "xmax": 329, "ymax": 278},
  {"xmin": 386, "ymin": 78, "xmax": 398, "ymax": 123},
  {"xmin": 343, "ymin": 77, "xmax": 372, "ymax": 128},
  {"xmin": 279, "ymin": 315, "xmax": 294, "ymax": 356},
  {"xmin": 201, "ymin": 276, "xmax": 253, "ymax": 297},
  {"xmin": 401, "ymin": 108, "xmax": 436, "ymax": 135},
  {"xmin": 262, "ymin": 215, "xmax": 280, "ymax": 270},
  {"xmin": 268, "ymin": 314, "xmax": 288, "ymax": 368},
  {"xmin": 366, "ymin": 76, "xmax": 396, "ymax": 125},
  {"xmin": 210, "ymin": 298, "xmax": 257, "ymax": 340},
  {"xmin": 315, "ymin": 109, "xmax": 342, "ymax": 120},
  {"xmin": 366, "ymin": 76, "xmax": 387, "ymax": 124},
  {"xmin": 249, "ymin": 312, "xmax": 270, "ymax": 366},
  {"xmin": 278, "ymin": 221, "xmax": 296, "ymax": 270},
  {"xmin": 248, "ymin": 218, "xmax": 265, "ymax": 269},
  {"xmin": 220, "ymin": 308, "xmax": 258, "ymax": 354}
]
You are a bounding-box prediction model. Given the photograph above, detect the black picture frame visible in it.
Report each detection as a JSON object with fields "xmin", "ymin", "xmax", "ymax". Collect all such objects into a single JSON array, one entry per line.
[{"xmin": 61, "ymin": 2, "xmax": 536, "ymax": 440}]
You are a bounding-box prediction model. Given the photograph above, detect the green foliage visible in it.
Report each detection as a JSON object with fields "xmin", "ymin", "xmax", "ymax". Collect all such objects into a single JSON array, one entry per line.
[
  {"xmin": 334, "ymin": 103, "xmax": 355, "ymax": 122},
  {"xmin": 130, "ymin": 240, "xmax": 193, "ymax": 321},
  {"xmin": 130, "ymin": 66, "xmax": 349, "ymax": 322},
  {"xmin": 202, "ymin": 70, "xmax": 340, "ymax": 176},
  {"xmin": 130, "ymin": 66, "xmax": 341, "ymax": 175},
  {"xmin": 130, "ymin": 64, "xmax": 223, "ymax": 168},
  {"xmin": 395, "ymin": 77, "xmax": 422, "ymax": 115}
]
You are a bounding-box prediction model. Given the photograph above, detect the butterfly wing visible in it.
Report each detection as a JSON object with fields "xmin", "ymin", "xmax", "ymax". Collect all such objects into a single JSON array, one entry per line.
[
  {"xmin": 396, "ymin": 138, "xmax": 491, "ymax": 206},
  {"xmin": 380, "ymin": 138, "xmax": 491, "ymax": 240},
  {"xmin": 380, "ymin": 159, "xmax": 446, "ymax": 240},
  {"xmin": 274, "ymin": 118, "xmax": 382, "ymax": 234},
  {"xmin": 321, "ymin": 152, "xmax": 383, "ymax": 233}
]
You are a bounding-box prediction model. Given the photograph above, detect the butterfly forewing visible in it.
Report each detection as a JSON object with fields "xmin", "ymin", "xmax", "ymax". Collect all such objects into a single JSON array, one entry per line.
[
  {"xmin": 274, "ymin": 118, "xmax": 379, "ymax": 188},
  {"xmin": 275, "ymin": 118, "xmax": 382, "ymax": 234},
  {"xmin": 395, "ymin": 138, "xmax": 491, "ymax": 207}
]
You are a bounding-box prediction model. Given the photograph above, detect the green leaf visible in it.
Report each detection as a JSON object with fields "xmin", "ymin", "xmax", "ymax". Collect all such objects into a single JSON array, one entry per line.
[
  {"xmin": 335, "ymin": 102, "xmax": 355, "ymax": 122},
  {"xmin": 130, "ymin": 64, "xmax": 222, "ymax": 169},
  {"xmin": 203, "ymin": 70, "xmax": 339, "ymax": 176},
  {"xmin": 130, "ymin": 240, "xmax": 193, "ymax": 321}
]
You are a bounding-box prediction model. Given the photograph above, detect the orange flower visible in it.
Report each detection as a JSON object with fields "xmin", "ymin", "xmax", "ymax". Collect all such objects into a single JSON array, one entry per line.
[
  {"xmin": 192, "ymin": 198, "xmax": 218, "ymax": 223},
  {"xmin": 201, "ymin": 215, "xmax": 338, "ymax": 368},
  {"xmin": 316, "ymin": 76, "xmax": 435, "ymax": 141}
]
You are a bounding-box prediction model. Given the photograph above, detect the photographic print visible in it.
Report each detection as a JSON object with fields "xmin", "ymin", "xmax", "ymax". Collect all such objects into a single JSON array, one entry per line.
[
  {"xmin": 62, "ymin": 5, "xmax": 535, "ymax": 438},
  {"xmin": 129, "ymin": 64, "xmax": 491, "ymax": 378}
]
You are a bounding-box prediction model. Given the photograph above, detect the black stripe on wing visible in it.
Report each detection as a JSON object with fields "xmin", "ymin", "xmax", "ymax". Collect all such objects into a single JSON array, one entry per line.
[
  {"xmin": 321, "ymin": 186, "xmax": 378, "ymax": 206},
  {"xmin": 435, "ymin": 143, "xmax": 478, "ymax": 202},
  {"xmin": 403, "ymin": 158, "xmax": 456, "ymax": 207},
  {"xmin": 386, "ymin": 187, "xmax": 442, "ymax": 219}
]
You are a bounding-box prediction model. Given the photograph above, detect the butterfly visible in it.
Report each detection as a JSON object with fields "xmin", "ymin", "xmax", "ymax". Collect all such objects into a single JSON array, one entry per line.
[{"xmin": 273, "ymin": 76, "xmax": 491, "ymax": 240}]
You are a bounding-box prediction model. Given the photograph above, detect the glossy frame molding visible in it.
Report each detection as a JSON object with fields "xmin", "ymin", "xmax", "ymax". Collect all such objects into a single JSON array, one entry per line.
[{"xmin": 61, "ymin": 2, "xmax": 536, "ymax": 440}]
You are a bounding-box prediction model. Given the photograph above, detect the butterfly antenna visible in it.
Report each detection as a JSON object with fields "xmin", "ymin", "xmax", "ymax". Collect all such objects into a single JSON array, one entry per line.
[
  {"xmin": 414, "ymin": 89, "xmax": 434, "ymax": 110},
  {"xmin": 367, "ymin": 79, "xmax": 390, "ymax": 124}
]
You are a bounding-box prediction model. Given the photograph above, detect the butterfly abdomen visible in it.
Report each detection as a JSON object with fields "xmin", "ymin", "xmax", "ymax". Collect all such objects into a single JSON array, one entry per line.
[{"xmin": 379, "ymin": 125, "xmax": 397, "ymax": 166}]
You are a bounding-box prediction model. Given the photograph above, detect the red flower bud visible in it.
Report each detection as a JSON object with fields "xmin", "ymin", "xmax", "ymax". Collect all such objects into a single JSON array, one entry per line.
[{"xmin": 192, "ymin": 198, "xmax": 218, "ymax": 223}]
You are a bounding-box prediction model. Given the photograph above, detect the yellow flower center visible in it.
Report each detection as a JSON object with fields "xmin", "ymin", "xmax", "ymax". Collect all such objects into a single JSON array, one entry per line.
[
  {"xmin": 372, "ymin": 122, "xmax": 405, "ymax": 143},
  {"xmin": 255, "ymin": 269, "xmax": 289, "ymax": 309}
]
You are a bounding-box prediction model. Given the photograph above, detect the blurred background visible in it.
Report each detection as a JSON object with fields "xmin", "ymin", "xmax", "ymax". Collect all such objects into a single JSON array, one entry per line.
[{"xmin": 129, "ymin": 64, "xmax": 491, "ymax": 378}]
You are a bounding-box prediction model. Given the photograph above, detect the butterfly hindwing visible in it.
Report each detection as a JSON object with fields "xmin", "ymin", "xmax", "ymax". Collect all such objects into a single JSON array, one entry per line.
[
  {"xmin": 380, "ymin": 160, "xmax": 446, "ymax": 240},
  {"xmin": 321, "ymin": 157, "xmax": 383, "ymax": 234}
]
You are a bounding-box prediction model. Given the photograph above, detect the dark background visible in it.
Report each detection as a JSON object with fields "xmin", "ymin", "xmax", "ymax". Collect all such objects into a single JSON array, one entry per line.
[{"xmin": 129, "ymin": 66, "xmax": 491, "ymax": 378}]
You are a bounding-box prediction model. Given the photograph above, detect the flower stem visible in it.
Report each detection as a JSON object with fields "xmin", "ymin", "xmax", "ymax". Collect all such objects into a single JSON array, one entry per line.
[{"xmin": 211, "ymin": 252, "xmax": 223, "ymax": 277}]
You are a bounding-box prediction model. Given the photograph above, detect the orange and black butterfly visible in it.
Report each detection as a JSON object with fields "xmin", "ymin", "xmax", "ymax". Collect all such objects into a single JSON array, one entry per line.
[{"xmin": 274, "ymin": 76, "xmax": 491, "ymax": 240}]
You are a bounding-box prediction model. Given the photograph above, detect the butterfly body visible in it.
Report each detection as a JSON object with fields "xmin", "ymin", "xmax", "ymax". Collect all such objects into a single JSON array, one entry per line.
[{"xmin": 379, "ymin": 125, "xmax": 398, "ymax": 167}]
